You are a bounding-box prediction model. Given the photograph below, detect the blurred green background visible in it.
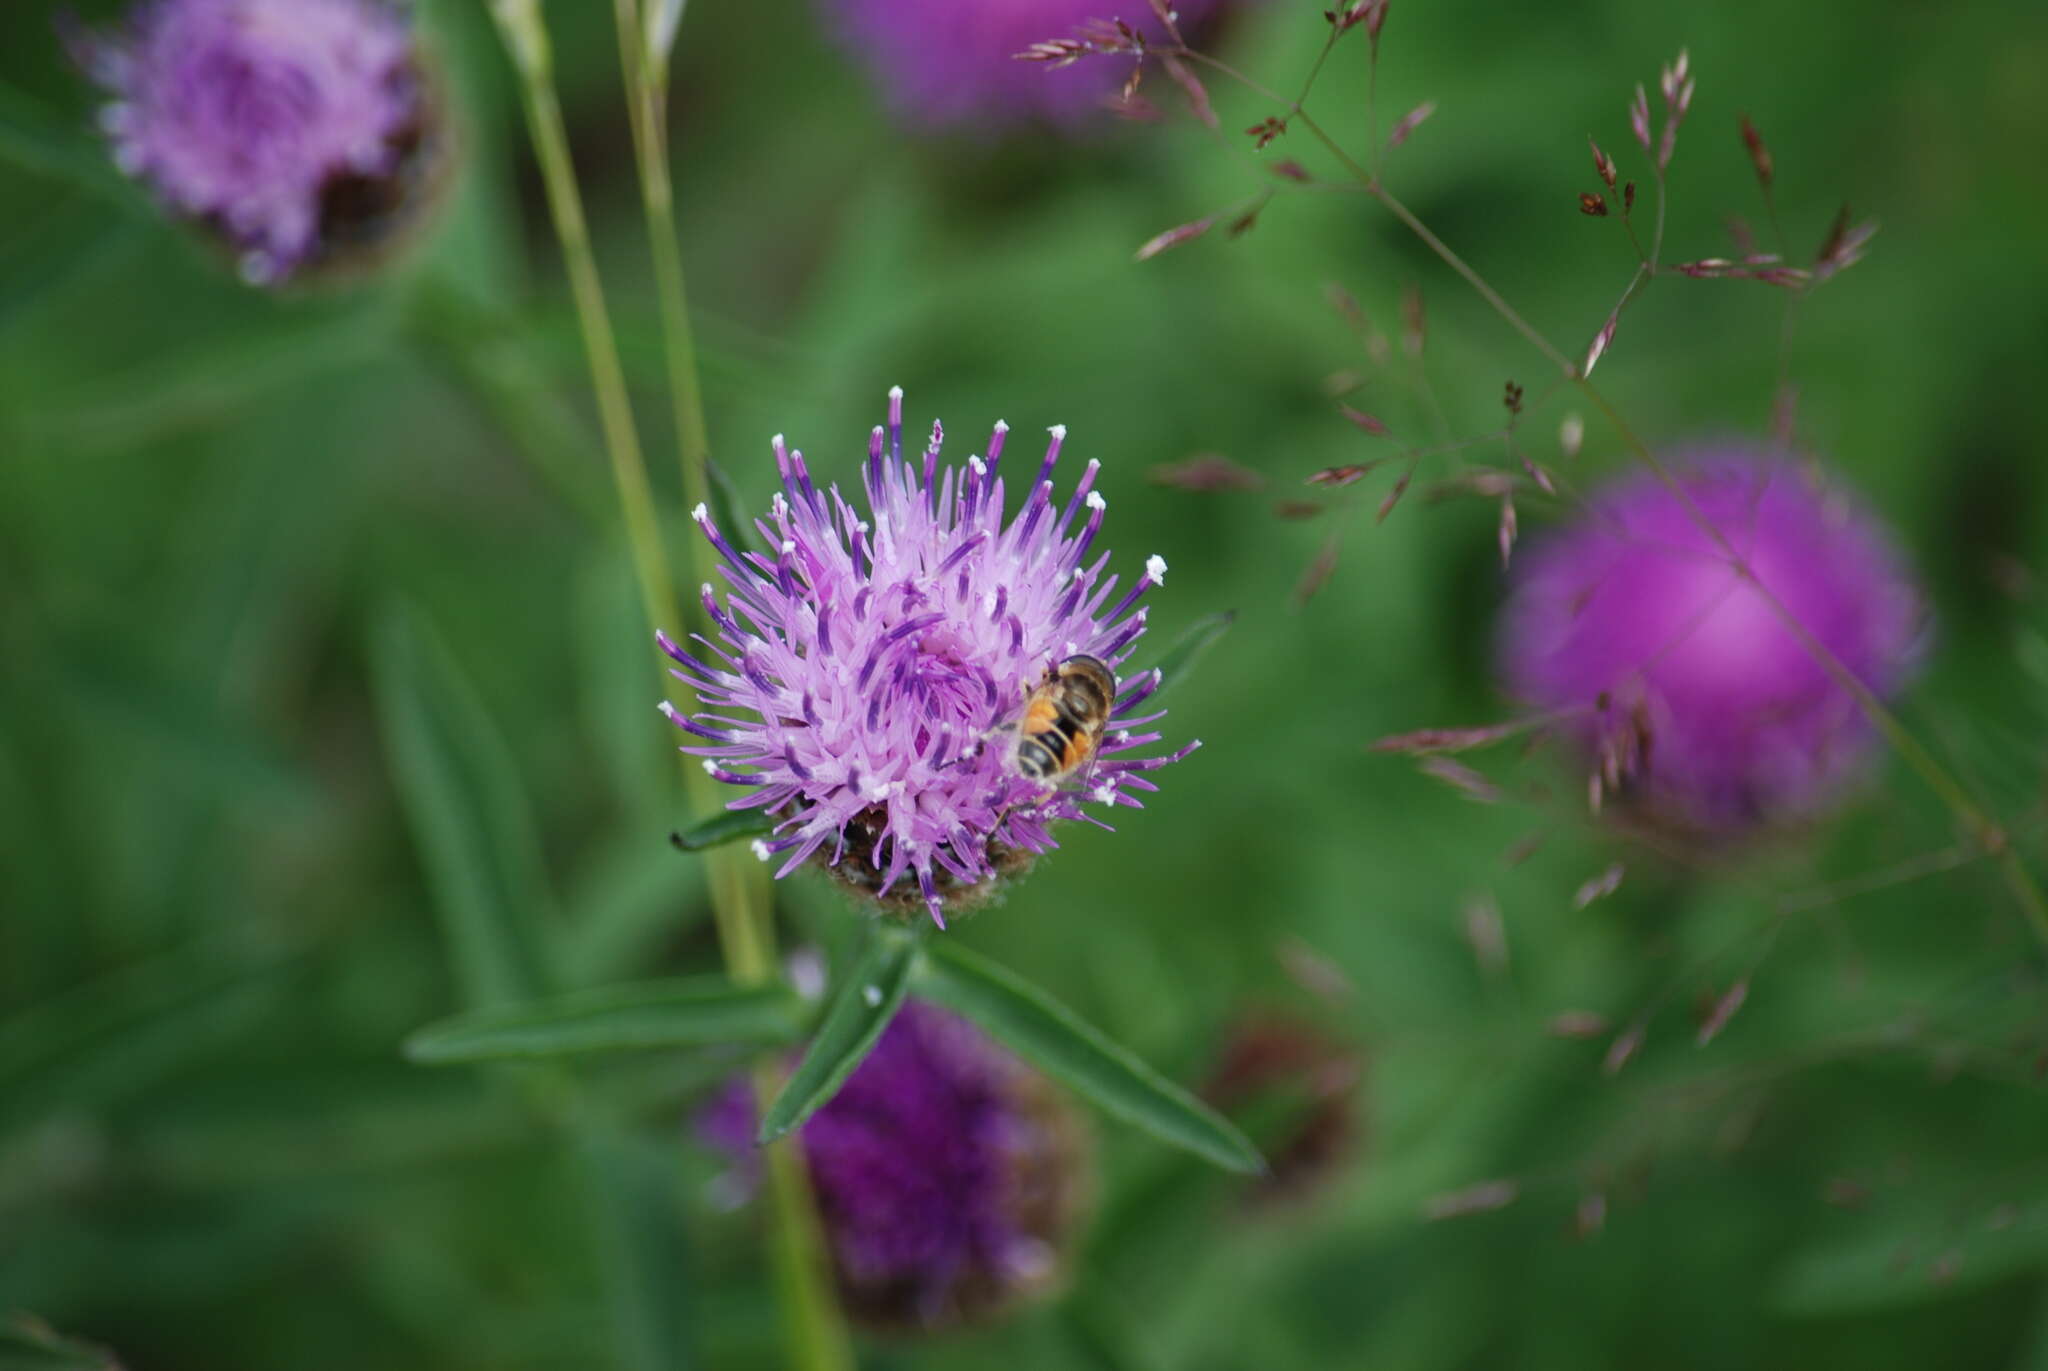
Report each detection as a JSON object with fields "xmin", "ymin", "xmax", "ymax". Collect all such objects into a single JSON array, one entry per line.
[{"xmin": 6, "ymin": 0, "xmax": 2048, "ymax": 1367}]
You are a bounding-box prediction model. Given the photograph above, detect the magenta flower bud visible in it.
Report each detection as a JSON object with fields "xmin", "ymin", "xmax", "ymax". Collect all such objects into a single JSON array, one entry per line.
[
  {"xmin": 1498, "ymin": 449, "xmax": 1926, "ymax": 830},
  {"xmin": 821, "ymin": 0, "xmax": 1228, "ymax": 131},
  {"xmin": 701, "ymin": 1003, "xmax": 1089, "ymax": 1330},
  {"xmin": 68, "ymin": 0, "xmax": 440, "ymax": 284},
  {"xmin": 660, "ymin": 389, "xmax": 1196, "ymax": 927}
]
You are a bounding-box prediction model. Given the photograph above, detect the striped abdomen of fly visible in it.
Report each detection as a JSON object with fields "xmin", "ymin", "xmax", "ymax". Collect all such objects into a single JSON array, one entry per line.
[{"xmin": 1010, "ymin": 654, "xmax": 1116, "ymax": 786}]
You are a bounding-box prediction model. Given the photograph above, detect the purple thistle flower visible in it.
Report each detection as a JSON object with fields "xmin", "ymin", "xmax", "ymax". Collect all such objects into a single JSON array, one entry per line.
[
  {"xmin": 700, "ymin": 1002, "xmax": 1088, "ymax": 1330},
  {"xmin": 1498, "ymin": 448, "xmax": 1925, "ymax": 830},
  {"xmin": 659, "ymin": 388, "xmax": 1197, "ymax": 926},
  {"xmin": 820, "ymin": 0, "xmax": 1228, "ymax": 130},
  {"xmin": 67, "ymin": 0, "xmax": 428, "ymax": 284}
]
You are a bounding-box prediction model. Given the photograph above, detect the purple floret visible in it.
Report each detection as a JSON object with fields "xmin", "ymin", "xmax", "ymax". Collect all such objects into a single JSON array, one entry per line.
[
  {"xmin": 70, "ymin": 0, "xmax": 418, "ymax": 283},
  {"xmin": 700, "ymin": 1003, "xmax": 1082, "ymax": 1329},
  {"xmin": 1499, "ymin": 448, "xmax": 1925, "ymax": 829},
  {"xmin": 822, "ymin": 0, "xmax": 1228, "ymax": 130},
  {"xmin": 660, "ymin": 388, "xmax": 1197, "ymax": 925}
]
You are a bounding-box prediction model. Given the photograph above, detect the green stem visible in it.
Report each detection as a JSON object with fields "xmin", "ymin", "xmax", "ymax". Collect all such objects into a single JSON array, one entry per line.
[
  {"xmin": 612, "ymin": 3, "xmax": 854, "ymax": 1367},
  {"xmin": 488, "ymin": 3, "xmax": 851, "ymax": 1367},
  {"xmin": 490, "ymin": 1, "xmax": 679, "ymax": 646}
]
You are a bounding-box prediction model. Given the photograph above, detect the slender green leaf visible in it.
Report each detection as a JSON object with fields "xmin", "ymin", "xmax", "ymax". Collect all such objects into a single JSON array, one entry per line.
[
  {"xmin": 670, "ymin": 807, "xmax": 775, "ymax": 852},
  {"xmin": 0, "ymin": 1314, "xmax": 121, "ymax": 1370},
  {"xmin": 1143, "ymin": 610, "xmax": 1235, "ymax": 699},
  {"xmin": 18, "ymin": 305, "xmax": 393, "ymax": 452},
  {"xmin": 0, "ymin": 81, "xmax": 135, "ymax": 206},
  {"xmin": 43, "ymin": 624, "xmax": 317, "ymax": 814},
  {"xmin": 915, "ymin": 941, "xmax": 1263, "ymax": 1174},
  {"xmin": 405, "ymin": 977, "xmax": 807, "ymax": 1064},
  {"xmin": 704, "ymin": 456, "xmax": 758, "ymax": 556},
  {"xmin": 406, "ymin": 279, "xmax": 611, "ymax": 527},
  {"xmin": 370, "ymin": 603, "xmax": 554, "ymax": 1008},
  {"xmin": 0, "ymin": 209, "xmax": 143, "ymax": 337},
  {"xmin": 757, "ymin": 930, "xmax": 920, "ymax": 1143},
  {"xmin": 574, "ymin": 1124, "xmax": 698, "ymax": 1371},
  {"xmin": 561, "ymin": 830, "xmax": 705, "ymax": 988},
  {"xmin": 0, "ymin": 932, "xmax": 307, "ymax": 1130}
]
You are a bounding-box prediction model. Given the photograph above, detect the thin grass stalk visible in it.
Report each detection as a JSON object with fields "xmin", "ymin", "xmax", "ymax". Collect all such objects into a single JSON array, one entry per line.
[
  {"xmin": 610, "ymin": 2, "xmax": 855, "ymax": 1366},
  {"xmin": 1164, "ymin": 46, "xmax": 2048, "ymax": 945},
  {"xmin": 1287, "ymin": 108, "xmax": 2048, "ymax": 947},
  {"xmin": 488, "ymin": 3, "xmax": 854, "ymax": 1367}
]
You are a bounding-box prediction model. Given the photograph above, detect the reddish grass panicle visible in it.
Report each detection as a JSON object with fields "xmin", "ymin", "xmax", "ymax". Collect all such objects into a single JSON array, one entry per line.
[{"xmin": 831, "ymin": 0, "xmax": 1232, "ymax": 131}]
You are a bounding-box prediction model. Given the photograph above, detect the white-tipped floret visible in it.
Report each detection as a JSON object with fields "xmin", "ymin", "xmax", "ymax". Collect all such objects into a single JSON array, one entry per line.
[
  {"xmin": 994, "ymin": 419, "xmax": 1010, "ymax": 434},
  {"xmin": 691, "ymin": 502, "xmax": 710, "ymax": 523},
  {"xmin": 969, "ymin": 456, "xmax": 987, "ymax": 475},
  {"xmin": 658, "ymin": 701, "xmax": 681, "ymax": 720},
  {"xmin": 701, "ymin": 759, "xmax": 718, "ymax": 774},
  {"xmin": 749, "ymin": 839, "xmax": 772, "ymax": 861},
  {"xmin": 1085, "ymin": 490, "xmax": 1107, "ymax": 512},
  {"xmin": 780, "ymin": 539, "xmax": 797, "ymax": 555},
  {"xmin": 1048, "ymin": 423, "xmax": 1068, "ymax": 440},
  {"xmin": 888, "ymin": 384, "xmax": 904, "ymax": 401},
  {"xmin": 1145, "ymin": 553, "xmax": 1168, "ymax": 583},
  {"xmin": 1091, "ymin": 783, "xmax": 1117, "ymax": 804}
]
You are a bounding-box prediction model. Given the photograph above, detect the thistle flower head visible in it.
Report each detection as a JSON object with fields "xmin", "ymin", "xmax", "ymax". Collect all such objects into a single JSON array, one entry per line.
[
  {"xmin": 69, "ymin": 0, "xmax": 426, "ymax": 283},
  {"xmin": 701, "ymin": 1003, "xmax": 1088, "ymax": 1329},
  {"xmin": 1499, "ymin": 449, "xmax": 1925, "ymax": 830},
  {"xmin": 660, "ymin": 389, "xmax": 1195, "ymax": 926},
  {"xmin": 821, "ymin": 0, "xmax": 1227, "ymax": 130}
]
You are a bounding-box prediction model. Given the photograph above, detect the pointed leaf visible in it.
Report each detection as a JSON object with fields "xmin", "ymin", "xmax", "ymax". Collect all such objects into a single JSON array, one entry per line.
[
  {"xmin": 670, "ymin": 807, "xmax": 775, "ymax": 852},
  {"xmin": 404, "ymin": 976, "xmax": 807, "ymax": 1064},
  {"xmin": 1144, "ymin": 611, "xmax": 1235, "ymax": 700},
  {"xmin": 757, "ymin": 929, "xmax": 920, "ymax": 1143},
  {"xmin": 915, "ymin": 940, "xmax": 1263, "ymax": 1174},
  {"xmin": 371, "ymin": 603, "xmax": 554, "ymax": 1007}
]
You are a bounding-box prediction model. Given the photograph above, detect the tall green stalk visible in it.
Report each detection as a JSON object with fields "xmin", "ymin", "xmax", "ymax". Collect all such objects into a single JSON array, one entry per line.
[
  {"xmin": 486, "ymin": 2, "xmax": 853, "ymax": 1367},
  {"xmin": 612, "ymin": 3, "xmax": 856, "ymax": 1367}
]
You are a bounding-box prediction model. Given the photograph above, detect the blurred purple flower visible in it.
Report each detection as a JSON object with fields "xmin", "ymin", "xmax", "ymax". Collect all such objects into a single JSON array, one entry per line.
[
  {"xmin": 68, "ymin": 0, "xmax": 424, "ymax": 283},
  {"xmin": 701, "ymin": 1003, "xmax": 1087, "ymax": 1329},
  {"xmin": 821, "ymin": 0, "xmax": 1226, "ymax": 130},
  {"xmin": 1498, "ymin": 449, "xmax": 1925, "ymax": 829},
  {"xmin": 660, "ymin": 388, "xmax": 1195, "ymax": 926}
]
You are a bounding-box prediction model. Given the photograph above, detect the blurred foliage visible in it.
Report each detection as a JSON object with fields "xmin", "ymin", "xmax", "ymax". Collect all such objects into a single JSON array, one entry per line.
[{"xmin": 6, "ymin": 0, "xmax": 2048, "ymax": 1368}]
